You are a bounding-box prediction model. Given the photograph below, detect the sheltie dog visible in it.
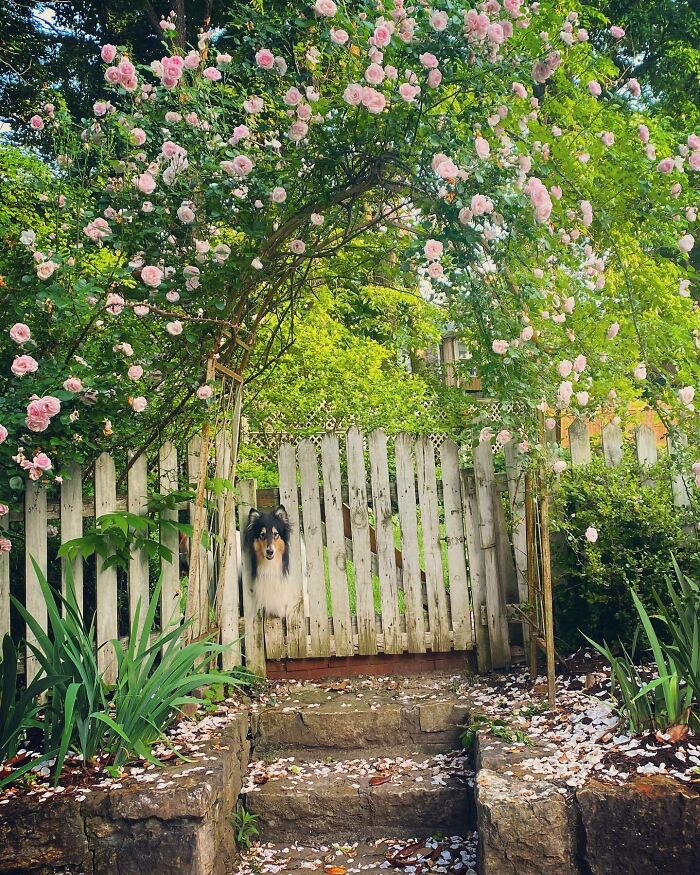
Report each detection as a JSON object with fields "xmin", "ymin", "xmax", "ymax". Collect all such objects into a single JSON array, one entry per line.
[{"xmin": 244, "ymin": 505, "xmax": 296, "ymax": 618}]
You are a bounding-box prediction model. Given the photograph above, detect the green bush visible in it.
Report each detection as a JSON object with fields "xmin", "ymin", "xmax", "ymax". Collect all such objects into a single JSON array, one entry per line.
[{"xmin": 552, "ymin": 456, "xmax": 699, "ymax": 650}]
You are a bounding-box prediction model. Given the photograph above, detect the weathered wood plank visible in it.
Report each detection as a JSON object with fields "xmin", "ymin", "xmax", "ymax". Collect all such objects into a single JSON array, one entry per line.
[
  {"xmin": 24, "ymin": 481, "xmax": 48, "ymax": 681},
  {"xmin": 345, "ymin": 427, "xmax": 377, "ymax": 656},
  {"xmin": 187, "ymin": 434, "xmax": 210, "ymax": 636},
  {"xmin": 368, "ymin": 430, "xmax": 401, "ymax": 654},
  {"xmin": 602, "ymin": 422, "xmax": 624, "ymax": 467},
  {"xmin": 394, "ymin": 434, "xmax": 426, "ymax": 654},
  {"xmin": 127, "ymin": 450, "xmax": 149, "ymax": 635},
  {"xmin": 239, "ymin": 479, "xmax": 266, "ymax": 676},
  {"xmin": 321, "ymin": 433, "xmax": 353, "ymax": 657},
  {"xmin": 298, "ymin": 440, "xmax": 331, "ymax": 656},
  {"xmin": 668, "ymin": 431, "xmax": 692, "ymax": 509},
  {"xmin": 95, "ymin": 453, "xmax": 118, "ymax": 684},
  {"xmin": 215, "ymin": 431, "xmax": 241, "ymax": 667},
  {"xmin": 60, "ymin": 461, "xmax": 84, "ymax": 614},
  {"xmin": 277, "ymin": 442, "xmax": 306, "ymax": 658},
  {"xmin": 503, "ymin": 440, "xmax": 529, "ymax": 645},
  {"xmin": 462, "ymin": 470, "xmax": 490, "ymax": 672},
  {"xmin": 473, "ymin": 440, "xmax": 510, "ymax": 669},
  {"xmin": 415, "ymin": 436, "xmax": 451, "ymax": 652},
  {"xmin": 635, "ymin": 424, "xmax": 658, "ymax": 487},
  {"xmin": 158, "ymin": 441, "xmax": 182, "ymax": 630},
  {"xmin": 440, "ymin": 439, "xmax": 472, "ymax": 650},
  {"xmin": 568, "ymin": 418, "xmax": 592, "ymax": 467}
]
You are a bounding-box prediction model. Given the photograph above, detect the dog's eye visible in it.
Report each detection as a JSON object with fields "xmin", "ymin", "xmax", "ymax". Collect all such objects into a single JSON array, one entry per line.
[
  {"xmin": 258, "ymin": 530, "xmax": 266, "ymax": 540},
  {"xmin": 272, "ymin": 531, "xmax": 280, "ymax": 540}
]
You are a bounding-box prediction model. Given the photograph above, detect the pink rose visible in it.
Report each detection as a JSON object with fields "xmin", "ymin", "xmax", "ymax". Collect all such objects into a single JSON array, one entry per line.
[
  {"xmin": 373, "ymin": 25, "xmax": 392, "ymax": 47},
  {"xmin": 678, "ymin": 234, "xmax": 695, "ymax": 254},
  {"xmin": 492, "ymin": 340, "xmax": 509, "ymax": 355},
  {"xmin": 475, "ymin": 136, "xmax": 490, "ymax": 159},
  {"xmin": 232, "ymin": 155, "xmax": 254, "ymax": 176},
  {"xmin": 0, "ymin": 505, "xmax": 8, "ymax": 517},
  {"xmin": 166, "ymin": 321, "xmax": 183, "ymax": 336},
  {"xmin": 290, "ymin": 239, "xmax": 306, "ymax": 255},
  {"xmin": 426, "ymin": 68, "xmax": 442, "ymax": 88},
  {"xmin": 607, "ymin": 322, "xmax": 620, "ymax": 339},
  {"xmin": 365, "ymin": 64, "xmax": 385, "ymax": 85},
  {"xmin": 430, "ymin": 11, "xmax": 448, "ymax": 31},
  {"xmin": 343, "ymin": 83, "xmax": 364, "ymax": 106},
  {"xmin": 585, "ymin": 526, "xmax": 598, "ymax": 543},
  {"xmin": 576, "ymin": 391, "xmax": 589, "ymax": 406},
  {"xmin": 419, "ymin": 52, "xmax": 439, "ymax": 69},
  {"xmin": 511, "ymin": 82, "xmax": 527, "ymax": 99},
  {"xmin": 637, "ymin": 124, "xmax": 650, "ymax": 144},
  {"xmin": 29, "ymin": 115, "xmax": 44, "ymax": 130},
  {"xmin": 101, "ymin": 44, "xmax": 117, "ymax": 63},
  {"xmin": 63, "ymin": 378, "xmax": 83, "ymax": 392},
  {"xmin": 657, "ymin": 157, "xmax": 674, "ymax": 173},
  {"xmin": 609, "ymin": 25, "xmax": 625, "ymax": 39},
  {"xmin": 558, "ymin": 360, "xmax": 573, "ymax": 377},
  {"xmin": 10, "ymin": 323, "xmax": 31, "ymax": 344},
  {"xmin": 203, "ymin": 66, "xmax": 222, "ymax": 81},
  {"xmin": 131, "ymin": 127, "xmax": 147, "ymax": 146},
  {"xmin": 573, "ymin": 354, "xmax": 587, "ymax": 374},
  {"xmin": 314, "ymin": 0, "xmax": 337, "ymax": 16},
  {"xmin": 552, "ymin": 460, "xmax": 567, "ymax": 475},
  {"xmin": 197, "ymin": 385, "xmax": 213, "ymax": 400},
  {"xmin": 0, "ymin": 538, "xmax": 11, "ymax": 553},
  {"xmin": 135, "ymin": 172, "xmax": 156, "ymax": 194},
  {"xmin": 11, "ymin": 354, "xmax": 39, "ymax": 376},
  {"xmin": 141, "ymin": 265, "xmax": 163, "ymax": 287},
  {"xmin": 424, "ymin": 239, "xmax": 443, "ymax": 261},
  {"xmin": 521, "ymin": 325, "xmax": 534, "ymax": 341},
  {"xmin": 132, "ymin": 396, "xmax": 148, "ymax": 413},
  {"xmin": 271, "ymin": 186, "xmax": 287, "ymax": 203},
  {"xmin": 128, "ymin": 365, "xmax": 144, "ymax": 380},
  {"xmin": 399, "ymin": 83, "xmax": 420, "ymax": 102},
  {"xmin": 36, "ymin": 260, "xmax": 58, "ymax": 280},
  {"xmin": 679, "ymin": 386, "xmax": 695, "ymax": 406},
  {"xmin": 177, "ymin": 204, "xmax": 196, "ymax": 223},
  {"xmin": 331, "ymin": 28, "xmax": 349, "ymax": 45},
  {"xmin": 0, "ymin": 425, "xmax": 8, "ymax": 443},
  {"xmin": 34, "ymin": 452, "xmax": 52, "ymax": 471},
  {"xmin": 244, "ymin": 97, "xmax": 264, "ymax": 113},
  {"xmin": 255, "ymin": 48, "xmax": 275, "ymax": 70},
  {"xmin": 634, "ymin": 363, "xmax": 647, "ymax": 380},
  {"xmin": 588, "ymin": 80, "xmax": 601, "ymax": 97}
]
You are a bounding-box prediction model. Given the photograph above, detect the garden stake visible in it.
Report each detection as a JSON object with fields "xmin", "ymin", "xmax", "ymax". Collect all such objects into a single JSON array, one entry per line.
[{"xmin": 524, "ymin": 473, "xmax": 538, "ymax": 681}]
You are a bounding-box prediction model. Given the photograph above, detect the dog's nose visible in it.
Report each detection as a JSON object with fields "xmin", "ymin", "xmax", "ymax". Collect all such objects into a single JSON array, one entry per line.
[{"xmin": 265, "ymin": 548, "xmax": 275, "ymax": 559}]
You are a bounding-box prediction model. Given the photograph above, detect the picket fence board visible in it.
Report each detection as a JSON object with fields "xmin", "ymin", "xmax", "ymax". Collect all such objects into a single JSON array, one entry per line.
[
  {"xmin": 60, "ymin": 461, "xmax": 84, "ymax": 613},
  {"xmin": 394, "ymin": 433, "xmax": 426, "ymax": 654},
  {"xmin": 277, "ymin": 442, "xmax": 306, "ymax": 658},
  {"xmin": 473, "ymin": 440, "xmax": 510, "ymax": 669},
  {"xmin": 215, "ymin": 431, "xmax": 242, "ymax": 668},
  {"xmin": 321, "ymin": 433, "xmax": 353, "ymax": 657},
  {"xmin": 345, "ymin": 427, "xmax": 378, "ymax": 656},
  {"xmin": 635, "ymin": 424, "xmax": 658, "ymax": 487},
  {"xmin": 127, "ymin": 451, "xmax": 149, "ymax": 637},
  {"xmin": 95, "ymin": 452, "xmax": 118, "ymax": 685},
  {"xmin": 24, "ymin": 481, "xmax": 48, "ymax": 681},
  {"xmin": 440, "ymin": 439, "xmax": 472, "ymax": 650},
  {"xmin": 668, "ymin": 432, "xmax": 692, "ymax": 510},
  {"xmin": 158, "ymin": 441, "xmax": 182, "ymax": 631},
  {"xmin": 568, "ymin": 418, "xmax": 592, "ymax": 467},
  {"xmin": 298, "ymin": 439, "xmax": 331, "ymax": 656},
  {"xmin": 238, "ymin": 478, "xmax": 266, "ymax": 675},
  {"xmin": 602, "ymin": 422, "xmax": 624, "ymax": 467},
  {"xmin": 0, "ymin": 515, "xmax": 9, "ymax": 641},
  {"xmin": 461, "ymin": 470, "xmax": 490, "ymax": 672},
  {"xmin": 368, "ymin": 429, "xmax": 402, "ymax": 654},
  {"xmin": 187, "ymin": 435, "xmax": 209, "ymax": 637},
  {"xmin": 503, "ymin": 439, "xmax": 530, "ymax": 645}
]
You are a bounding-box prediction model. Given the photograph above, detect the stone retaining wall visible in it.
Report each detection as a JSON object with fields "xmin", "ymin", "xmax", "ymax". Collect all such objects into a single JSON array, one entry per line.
[{"xmin": 0, "ymin": 712, "xmax": 249, "ymax": 875}]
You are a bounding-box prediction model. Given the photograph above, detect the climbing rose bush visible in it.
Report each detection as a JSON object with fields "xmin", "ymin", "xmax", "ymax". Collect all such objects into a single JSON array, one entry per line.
[{"xmin": 1, "ymin": 0, "xmax": 699, "ymax": 537}]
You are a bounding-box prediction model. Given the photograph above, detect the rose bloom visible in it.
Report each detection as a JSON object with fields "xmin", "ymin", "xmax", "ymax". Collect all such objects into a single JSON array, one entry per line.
[
  {"xmin": 607, "ymin": 322, "xmax": 620, "ymax": 339},
  {"xmin": 0, "ymin": 425, "xmax": 7, "ymax": 443},
  {"xmin": 634, "ymin": 362, "xmax": 647, "ymax": 380},
  {"xmin": 29, "ymin": 115, "xmax": 44, "ymax": 130},
  {"xmin": 475, "ymin": 136, "xmax": 490, "ymax": 159},
  {"xmin": 419, "ymin": 52, "xmax": 439, "ymax": 69},
  {"xmin": 177, "ymin": 204, "xmax": 196, "ymax": 223},
  {"xmin": 132, "ymin": 396, "xmax": 148, "ymax": 413},
  {"xmin": 34, "ymin": 452, "xmax": 52, "ymax": 471},
  {"xmin": 492, "ymin": 340, "xmax": 509, "ymax": 355},
  {"xmin": 427, "ymin": 68, "xmax": 442, "ymax": 88},
  {"xmin": 678, "ymin": 234, "xmax": 695, "ymax": 254},
  {"xmin": 331, "ymin": 28, "xmax": 349, "ymax": 45},
  {"xmin": 36, "ymin": 260, "xmax": 58, "ymax": 280},
  {"xmin": 343, "ymin": 83, "xmax": 363, "ymax": 105},
  {"xmin": 63, "ymin": 377, "xmax": 83, "ymax": 392},
  {"xmin": 10, "ymin": 323, "xmax": 31, "ymax": 344},
  {"xmin": 588, "ymin": 80, "xmax": 601, "ymax": 96},
  {"xmin": 166, "ymin": 320, "xmax": 183, "ymax": 336},
  {"xmin": 521, "ymin": 325, "xmax": 534, "ymax": 341},
  {"xmin": 0, "ymin": 504, "xmax": 8, "ymax": 516},
  {"xmin": 131, "ymin": 127, "xmax": 147, "ymax": 145},
  {"xmin": 0, "ymin": 538, "xmax": 11, "ymax": 553},
  {"xmin": 430, "ymin": 11, "xmax": 448, "ymax": 31},
  {"xmin": 244, "ymin": 96, "xmax": 264, "ymax": 113},
  {"xmin": 552, "ymin": 460, "xmax": 567, "ymax": 474},
  {"xmin": 128, "ymin": 364, "xmax": 144, "ymax": 380},
  {"xmin": 255, "ymin": 48, "xmax": 275, "ymax": 69},
  {"xmin": 135, "ymin": 172, "xmax": 156, "ymax": 194},
  {"xmin": 141, "ymin": 265, "xmax": 163, "ymax": 287},
  {"xmin": 271, "ymin": 186, "xmax": 287, "ymax": 203},
  {"xmin": 197, "ymin": 385, "xmax": 213, "ymax": 400},
  {"xmin": 679, "ymin": 386, "xmax": 695, "ymax": 406},
  {"xmin": 585, "ymin": 526, "xmax": 599, "ymax": 543},
  {"xmin": 290, "ymin": 239, "xmax": 306, "ymax": 255},
  {"xmin": 203, "ymin": 66, "xmax": 221, "ymax": 81},
  {"xmin": 11, "ymin": 354, "xmax": 39, "ymax": 376},
  {"xmin": 101, "ymin": 44, "xmax": 117, "ymax": 63},
  {"xmin": 314, "ymin": 0, "xmax": 337, "ymax": 16},
  {"xmin": 283, "ymin": 86, "xmax": 303, "ymax": 105},
  {"xmin": 424, "ymin": 239, "xmax": 443, "ymax": 260}
]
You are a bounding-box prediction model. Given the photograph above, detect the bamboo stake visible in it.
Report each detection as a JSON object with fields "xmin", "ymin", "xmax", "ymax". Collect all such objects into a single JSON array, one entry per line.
[
  {"xmin": 538, "ymin": 469, "xmax": 556, "ymax": 709},
  {"xmin": 524, "ymin": 473, "xmax": 538, "ymax": 681}
]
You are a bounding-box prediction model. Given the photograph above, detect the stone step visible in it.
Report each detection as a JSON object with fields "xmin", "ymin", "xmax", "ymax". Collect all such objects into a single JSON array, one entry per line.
[
  {"xmin": 251, "ymin": 691, "xmax": 470, "ymax": 756},
  {"xmin": 244, "ymin": 749, "xmax": 475, "ymax": 843},
  {"xmin": 230, "ymin": 834, "xmax": 479, "ymax": 874}
]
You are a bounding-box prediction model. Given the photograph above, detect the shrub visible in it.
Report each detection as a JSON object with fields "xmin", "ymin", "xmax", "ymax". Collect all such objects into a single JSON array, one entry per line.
[{"xmin": 552, "ymin": 456, "xmax": 699, "ymax": 650}]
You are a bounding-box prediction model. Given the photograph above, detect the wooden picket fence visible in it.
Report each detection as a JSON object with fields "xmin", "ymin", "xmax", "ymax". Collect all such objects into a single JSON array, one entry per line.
[{"xmin": 0, "ymin": 427, "xmax": 532, "ymax": 680}]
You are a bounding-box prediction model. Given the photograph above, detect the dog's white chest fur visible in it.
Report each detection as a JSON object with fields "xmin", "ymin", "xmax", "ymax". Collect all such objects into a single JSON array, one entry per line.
[{"xmin": 253, "ymin": 555, "xmax": 295, "ymax": 618}]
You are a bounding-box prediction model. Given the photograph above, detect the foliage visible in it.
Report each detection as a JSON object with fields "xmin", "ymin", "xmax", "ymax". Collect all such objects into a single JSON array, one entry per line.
[
  {"xmin": 12, "ymin": 559, "xmax": 108, "ymax": 778},
  {"xmin": 460, "ymin": 713, "xmax": 531, "ymax": 750},
  {"xmin": 552, "ymin": 455, "xmax": 699, "ymax": 649},
  {"xmin": 95, "ymin": 578, "xmax": 237, "ymax": 766},
  {"xmin": 0, "ymin": 634, "xmax": 60, "ymax": 763},
  {"xmin": 231, "ymin": 804, "xmax": 260, "ymax": 850},
  {"xmin": 585, "ymin": 558, "xmax": 699, "ymax": 732}
]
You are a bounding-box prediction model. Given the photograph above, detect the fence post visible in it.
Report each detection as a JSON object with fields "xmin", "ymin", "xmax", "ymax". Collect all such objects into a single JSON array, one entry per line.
[
  {"xmin": 635, "ymin": 424, "xmax": 658, "ymax": 487},
  {"xmin": 473, "ymin": 440, "xmax": 510, "ymax": 669},
  {"xmin": 602, "ymin": 422, "xmax": 624, "ymax": 467},
  {"xmin": 238, "ymin": 478, "xmax": 266, "ymax": 676},
  {"xmin": 127, "ymin": 450, "xmax": 149, "ymax": 636},
  {"xmin": 440, "ymin": 438, "xmax": 473, "ymax": 650},
  {"xmin": 158, "ymin": 441, "xmax": 182, "ymax": 630},
  {"xmin": 503, "ymin": 439, "xmax": 529, "ymax": 647},
  {"xmin": 568, "ymin": 418, "xmax": 592, "ymax": 467},
  {"xmin": 461, "ymin": 469, "xmax": 491, "ymax": 672},
  {"xmin": 24, "ymin": 481, "xmax": 47, "ymax": 681},
  {"xmin": 95, "ymin": 453, "xmax": 118, "ymax": 684},
  {"xmin": 215, "ymin": 430, "xmax": 242, "ymax": 668},
  {"xmin": 60, "ymin": 461, "xmax": 84, "ymax": 613},
  {"xmin": 277, "ymin": 441, "xmax": 306, "ymax": 658},
  {"xmin": 346, "ymin": 427, "xmax": 378, "ymax": 656}
]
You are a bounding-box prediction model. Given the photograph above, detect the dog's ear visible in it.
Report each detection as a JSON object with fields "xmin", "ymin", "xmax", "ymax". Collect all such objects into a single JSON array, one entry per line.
[
  {"xmin": 248, "ymin": 508, "xmax": 261, "ymax": 522},
  {"xmin": 274, "ymin": 505, "xmax": 289, "ymax": 524}
]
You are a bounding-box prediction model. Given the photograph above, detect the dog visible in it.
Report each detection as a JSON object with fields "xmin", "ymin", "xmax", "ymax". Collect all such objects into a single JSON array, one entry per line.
[{"xmin": 244, "ymin": 505, "xmax": 298, "ymax": 618}]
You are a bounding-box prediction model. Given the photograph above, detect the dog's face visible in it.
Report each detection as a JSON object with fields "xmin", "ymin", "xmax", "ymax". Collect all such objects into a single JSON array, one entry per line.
[{"xmin": 245, "ymin": 505, "xmax": 290, "ymax": 568}]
